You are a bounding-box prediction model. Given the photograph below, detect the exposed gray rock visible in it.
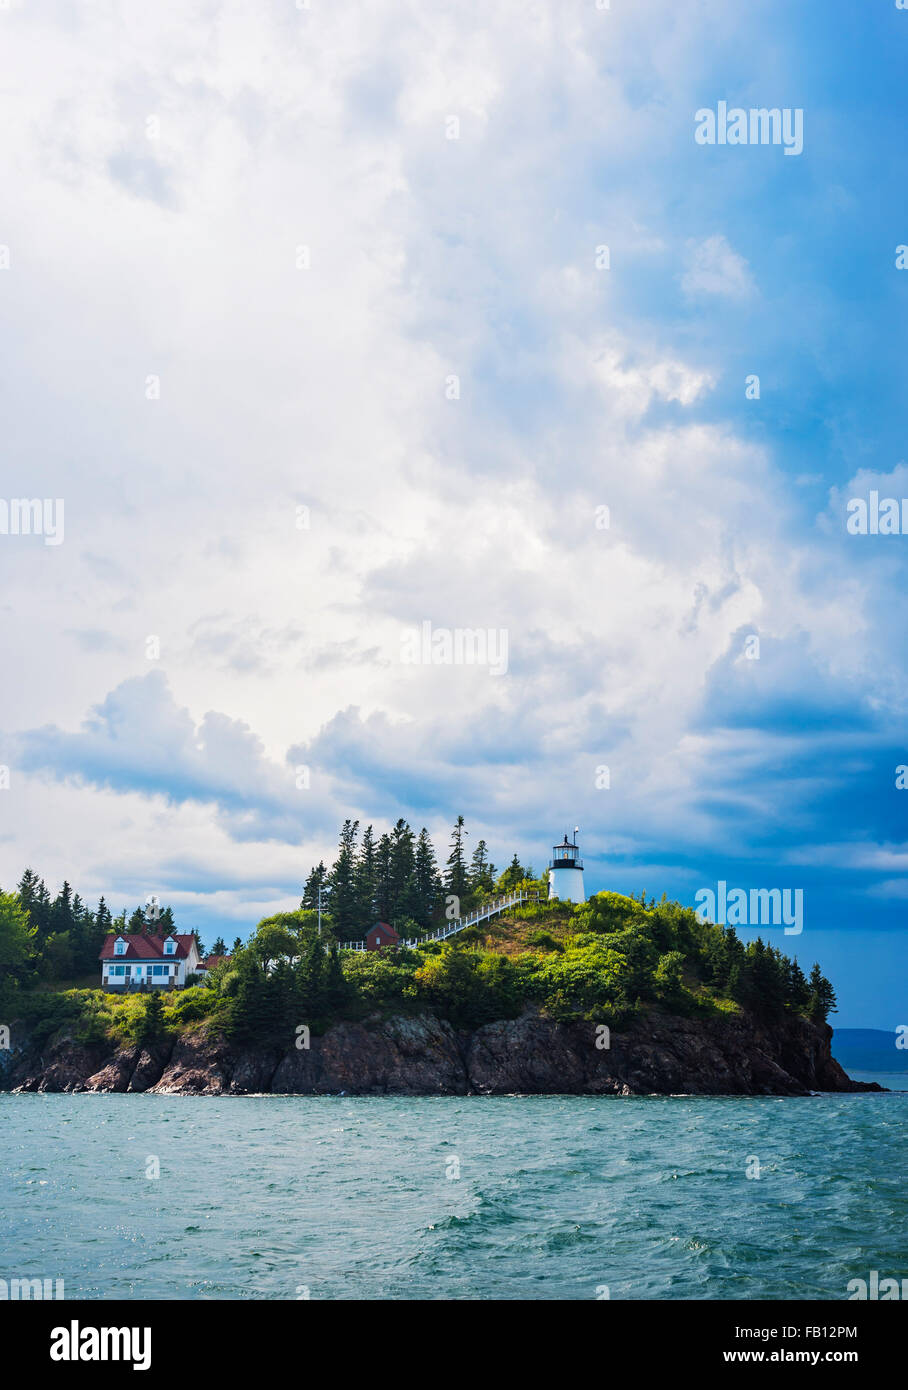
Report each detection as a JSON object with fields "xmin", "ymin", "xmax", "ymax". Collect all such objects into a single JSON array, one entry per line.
[{"xmin": 2, "ymin": 1009, "xmax": 884, "ymax": 1097}]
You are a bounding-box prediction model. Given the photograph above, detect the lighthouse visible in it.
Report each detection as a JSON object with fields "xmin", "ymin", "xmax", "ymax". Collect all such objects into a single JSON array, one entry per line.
[{"xmin": 548, "ymin": 829, "xmax": 586, "ymax": 904}]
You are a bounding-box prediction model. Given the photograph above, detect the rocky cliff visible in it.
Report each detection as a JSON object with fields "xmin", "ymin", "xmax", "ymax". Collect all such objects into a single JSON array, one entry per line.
[{"xmin": 0, "ymin": 1008, "xmax": 883, "ymax": 1096}]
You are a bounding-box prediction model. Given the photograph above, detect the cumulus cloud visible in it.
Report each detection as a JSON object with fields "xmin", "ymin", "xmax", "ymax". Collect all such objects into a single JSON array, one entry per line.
[
  {"xmin": 680, "ymin": 234, "xmax": 756, "ymax": 300},
  {"xmin": 13, "ymin": 672, "xmax": 339, "ymax": 845},
  {"xmin": 0, "ymin": 0, "xmax": 905, "ymax": 990}
]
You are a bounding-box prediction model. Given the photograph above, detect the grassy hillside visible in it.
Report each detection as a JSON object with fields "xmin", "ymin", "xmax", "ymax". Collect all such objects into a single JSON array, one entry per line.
[{"xmin": 4, "ymin": 890, "xmax": 837, "ymax": 1053}]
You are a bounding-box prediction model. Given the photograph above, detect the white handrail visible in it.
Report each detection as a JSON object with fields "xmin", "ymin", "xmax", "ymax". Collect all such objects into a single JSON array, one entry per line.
[{"xmin": 339, "ymin": 889, "xmax": 540, "ymax": 951}]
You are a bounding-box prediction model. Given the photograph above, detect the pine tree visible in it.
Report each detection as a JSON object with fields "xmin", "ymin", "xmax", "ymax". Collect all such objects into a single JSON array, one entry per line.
[
  {"xmin": 703, "ymin": 927, "xmax": 730, "ymax": 988},
  {"xmin": 389, "ymin": 819, "xmax": 419, "ymax": 922},
  {"xmin": 374, "ymin": 834, "xmax": 393, "ymax": 921},
  {"xmin": 727, "ymin": 960, "xmax": 747, "ymax": 1006},
  {"xmin": 444, "ymin": 815, "xmax": 469, "ymax": 907},
  {"xmin": 328, "ymin": 820, "xmax": 360, "ymax": 941},
  {"xmin": 139, "ymin": 990, "xmax": 167, "ymax": 1042},
  {"xmin": 16, "ymin": 868, "xmax": 41, "ymax": 919},
  {"xmin": 211, "ymin": 937, "xmax": 227, "ymax": 957},
  {"xmin": 786, "ymin": 958, "xmax": 810, "ymax": 1011},
  {"xmin": 229, "ymin": 953, "xmax": 282, "ymax": 1044},
  {"xmin": 68, "ymin": 894, "xmax": 102, "ymax": 975},
  {"xmin": 744, "ymin": 938, "xmax": 786, "ymax": 1013},
  {"xmin": 52, "ymin": 881, "xmax": 75, "ymax": 937},
  {"xmin": 499, "ymin": 854, "xmax": 526, "ymax": 892},
  {"xmin": 354, "ymin": 825, "xmax": 377, "ymax": 926},
  {"xmin": 297, "ymin": 935, "xmax": 327, "ymax": 1016},
  {"xmin": 323, "ymin": 943, "xmax": 349, "ymax": 1014},
  {"xmin": 807, "ymin": 963, "xmax": 837, "ymax": 1023},
  {"xmin": 414, "ymin": 828, "xmax": 441, "ymax": 928},
  {"xmin": 28, "ymin": 877, "xmax": 52, "ymax": 943},
  {"xmin": 469, "ymin": 839, "xmax": 495, "ymax": 895},
  {"xmin": 301, "ymin": 862, "xmax": 330, "ymax": 913}
]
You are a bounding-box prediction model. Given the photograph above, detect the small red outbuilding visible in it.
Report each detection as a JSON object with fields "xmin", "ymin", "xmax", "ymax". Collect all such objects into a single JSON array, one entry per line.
[{"xmin": 365, "ymin": 921, "xmax": 400, "ymax": 951}]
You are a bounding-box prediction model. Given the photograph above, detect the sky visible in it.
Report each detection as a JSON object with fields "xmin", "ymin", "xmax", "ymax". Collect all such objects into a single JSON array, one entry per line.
[{"xmin": 0, "ymin": 0, "xmax": 906, "ymax": 1027}]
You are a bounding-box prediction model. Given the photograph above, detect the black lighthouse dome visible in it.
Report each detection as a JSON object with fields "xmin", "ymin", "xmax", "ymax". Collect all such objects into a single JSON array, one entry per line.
[{"xmin": 549, "ymin": 832, "xmax": 582, "ymax": 871}]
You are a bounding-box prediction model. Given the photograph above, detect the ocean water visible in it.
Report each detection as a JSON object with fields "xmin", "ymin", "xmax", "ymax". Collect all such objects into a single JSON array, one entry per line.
[{"xmin": 2, "ymin": 1089, "xmax": 906, "ymax": 1301}]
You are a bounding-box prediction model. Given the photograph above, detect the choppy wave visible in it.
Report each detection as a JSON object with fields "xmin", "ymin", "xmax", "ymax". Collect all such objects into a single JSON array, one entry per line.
[{"xmin": 1, "ymin": 1089, "xmax": 905, "ymax": 1300}]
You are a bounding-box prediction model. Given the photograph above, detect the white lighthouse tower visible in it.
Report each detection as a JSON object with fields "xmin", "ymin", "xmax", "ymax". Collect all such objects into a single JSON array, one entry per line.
[{"xmin": 548, "ymin": 828, "xmax": 586, "ymax": 904}]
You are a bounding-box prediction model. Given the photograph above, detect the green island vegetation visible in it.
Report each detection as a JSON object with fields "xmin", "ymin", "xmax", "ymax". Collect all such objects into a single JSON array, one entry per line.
[{"xmin": 0, "ymin": 816, "xmax": 836, "ymax": 1050}]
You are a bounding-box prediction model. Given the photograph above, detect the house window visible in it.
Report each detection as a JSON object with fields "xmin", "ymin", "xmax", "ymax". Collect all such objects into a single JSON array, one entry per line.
[
  {"xmin": 113, "ymin": 965, "xmax": 125, "ymax": 977},
  {"xmin": 164, "ymin": 939, "xmax": 175, "ymax": 955},
  {"xmin": 114, "ymin": 938, "xmax": 126, "ymax": 955}
]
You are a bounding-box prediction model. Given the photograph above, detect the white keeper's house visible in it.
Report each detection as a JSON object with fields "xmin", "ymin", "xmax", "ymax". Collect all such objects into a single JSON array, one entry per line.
[{"xmin": 99, "ymin": 932, "xmax": 203, "ymax": 990}]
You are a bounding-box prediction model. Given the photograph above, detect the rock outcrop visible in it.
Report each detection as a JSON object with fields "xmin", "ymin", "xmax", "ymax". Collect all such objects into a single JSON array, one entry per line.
[{"xmin": 1, "ymin": 1007, "xmax": 885, "ymax": 1097}]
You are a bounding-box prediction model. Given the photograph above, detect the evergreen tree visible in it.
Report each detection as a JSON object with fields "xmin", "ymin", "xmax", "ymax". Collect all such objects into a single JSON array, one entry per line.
[
  {"xmin": 40, "ymin": 931, "xmax": 74, "ymax": 980},
  {"xmin": 744, "ymin": 938, "xmax": 786, "ymax": 1013},
  {"xmin": 16, "ymin": 868, "xmax": 41, "ymax": 919},
  {"xmin": 499, "ymin": 854, "xmax": 526, "ymax": 892},
  {"xmin": 127, "ymin": 906, "xmax": 146, "ymax": 934},
  {"xmin": 301, "ymin": 861, "xmax": 330, "ymax": 913},
  {"xmin": 322, "ymin": 943, "xmax": 349, "ymax": 1015},
  {"xmin": 374, "ymin": 833, "xmax": 393, "ymax": 921},
  {"xmin": 786, "ymin": 958, "xmax": 811, "ymax": 1011},
  {"xmin": 328, "ymin": 820, "xmax": 360, "ymax": 940},
  {"xmin": 297, "ymin": 935, "xmax": 327, "ymax": 1016},
  {"xmin": 727, "ymin": 960, "xmax": 747, "ymax": 1007},
  {"xmin": 389, "ymin": 819, "xmax": 419, "ymax": 922},
  {"xmin": 444, "ymin": 815, "xmax": 469, "ymax": 907},
  {"xmin": 27, "ymin": 877, "xmax": 52, "ymax": 943},
  {"xmin": 807, "ymin": 963, "xmax": 837, "ymax": 1023},
  {"xmin": 211, "ymin": 937, "xmax": 227, "ymax": 957},
  {"xmin": 138, "ymin": 990, "xmax": 167, "ymax": 1042},
  {"xmin": 703, "ymin": 926, "xmax": 730, "ymax": 988},
  {"xmin": 68, "ymin": 893, "xmax": 89, "ymax": 973},
  {"xmin": 229, "ymin": 952, "xmax": 282, "ymax": 1043},
  {"xmin": 414, "ymin": 828, "xmax": 442, "ymax": 928},
  {"xmin": 469, "ymin": 840, "xmax": 495, "ymax": 896},
  {"xmin": 354, "ymin": 825, "xmax": 377, "ymax": 926},
  {"xmin": 52, "ymin": 881, "xmax": 75, "ymax": 937}
]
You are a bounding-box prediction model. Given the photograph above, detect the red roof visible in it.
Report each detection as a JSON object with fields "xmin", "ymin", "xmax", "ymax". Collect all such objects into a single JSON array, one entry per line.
[
  {"xmin": 99, "ymin": 933, "xmax": 196, "ymax": 961},
  {"xmin": 367, "ymin": 921, "xmax": 399, "ymax": 941},
  {"xmin": 202, "ymin": 954, "xmax": 230, "ymax": 969}
]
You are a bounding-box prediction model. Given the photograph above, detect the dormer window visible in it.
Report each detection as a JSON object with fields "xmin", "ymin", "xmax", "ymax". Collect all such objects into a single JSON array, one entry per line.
[
  {"xmin": 164, "ymin": 937, "xmax": 176, "ymax": 955},
  {"xmin": 114, "ymin": 937, "xmax": 127, "ymax": 956}
]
